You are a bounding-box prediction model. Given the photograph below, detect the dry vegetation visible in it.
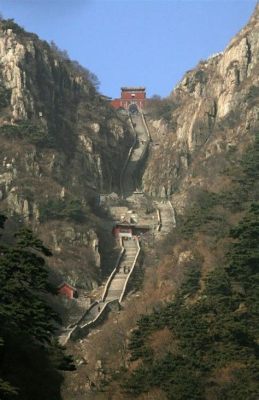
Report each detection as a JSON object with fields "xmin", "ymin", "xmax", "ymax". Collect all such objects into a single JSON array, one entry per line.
[{"xmin": 62, "ymin": 118, "xmax": 259, "ymax": 399}]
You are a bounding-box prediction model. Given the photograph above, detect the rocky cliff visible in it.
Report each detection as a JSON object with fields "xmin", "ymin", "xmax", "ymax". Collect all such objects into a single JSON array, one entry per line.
[
  {"xmin": 63, "ymin": 7, "xmax": 259, "ymax": 399},
  {"xmin": 143, "ymin": 4, "xmax": 259, "ymax": 210},
  {"xmin": 0, "ymin": 19, "xmax": 133, "ymax": 291}
]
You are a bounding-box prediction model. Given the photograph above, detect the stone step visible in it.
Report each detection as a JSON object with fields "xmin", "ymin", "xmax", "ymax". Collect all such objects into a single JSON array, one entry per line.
[
  {"xmin": 109, "ymin": 281, "xmax": 126, "ymax": 289},
  {"xmin": 107, "ymin": 289, "xmax": 124, "ymax": 296}
]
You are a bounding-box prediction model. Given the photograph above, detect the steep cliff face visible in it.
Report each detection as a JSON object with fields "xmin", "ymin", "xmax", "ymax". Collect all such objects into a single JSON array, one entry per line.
[
  {"xmin": 0, "ymin": 19, "xmax": 133, "ymax": 289},
  {"xmin": 143, "ymin": 5, "xmax": 259, "ymax": 208}
]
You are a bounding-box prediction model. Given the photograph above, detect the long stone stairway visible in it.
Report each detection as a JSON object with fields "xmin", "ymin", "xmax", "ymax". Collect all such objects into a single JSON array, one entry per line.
[
  {"xmin": 105, "ymin": 238, "xmax": 139, "ymax": 302},
  {"xmin": 59, "ymin": 112, "xmax": 177, "ymax": 344},
  {"xmin": 60, "ymin": 236, "xmax": 140, "ymax": 343},
  {"xmin": 122, "ymin": 113, "xmax": 150, "ymax": 198}
]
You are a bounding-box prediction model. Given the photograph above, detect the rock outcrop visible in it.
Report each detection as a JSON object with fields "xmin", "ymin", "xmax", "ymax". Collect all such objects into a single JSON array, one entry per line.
[
  {"xmin": 143, "ymin": 5, "xmax": 259, "ymax": 207},
  {"xmin": 0, "ymin": 19, "xmax": 133, "ymax": 289}
]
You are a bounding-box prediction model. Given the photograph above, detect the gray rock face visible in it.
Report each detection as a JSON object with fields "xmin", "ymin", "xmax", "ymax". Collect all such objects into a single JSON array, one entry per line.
[
  {"xmin": 143, "ymin": 4, "xmax": 259, "ymax": 205},
  {"xmin": 0, "ymin": 28, "xmax": 33, "ymax": 120},
  {"xmin": 0, "ymin": 20, "xmax": 133, "ymax": 289}
]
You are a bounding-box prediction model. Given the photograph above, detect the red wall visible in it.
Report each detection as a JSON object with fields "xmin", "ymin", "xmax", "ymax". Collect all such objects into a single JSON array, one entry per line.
[
  {"xmin": 111, "ymin": 99, "xmax": 122, "ymax": 108},
  {"xmin": 111, "ymin": 88, "xmax": 147, "ymax": 110},
  {"xmin": 111, "ymin": 98, "xmax": 146, "ymax": 110},
  {"xmin": 112, "ymin": 226, "xmax": 132, "ymax": 237},
  {"xmin": 121, "ymin": 91, "xmax": 146, "ymax": 100},
  {"xmin": 59, "ymin": 284, "xmax": 74, "ymax": 299}
]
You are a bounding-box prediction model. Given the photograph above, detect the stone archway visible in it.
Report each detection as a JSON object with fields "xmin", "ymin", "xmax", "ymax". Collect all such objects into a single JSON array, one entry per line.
[{"xmin": 128, "ymin": 103, "xmax": 138, "ymax": 114}]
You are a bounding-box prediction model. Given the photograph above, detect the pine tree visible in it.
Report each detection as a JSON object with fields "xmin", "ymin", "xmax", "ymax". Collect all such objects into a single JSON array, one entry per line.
[{"xmin": 0, "ymin": 215, "xmax": 73, "ymax": 399}]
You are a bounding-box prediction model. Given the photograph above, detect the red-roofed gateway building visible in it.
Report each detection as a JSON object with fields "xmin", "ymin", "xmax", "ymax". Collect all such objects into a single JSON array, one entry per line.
[{"xmin": 111, "ymin": 87, "xmax": 146, "ymax": 112}]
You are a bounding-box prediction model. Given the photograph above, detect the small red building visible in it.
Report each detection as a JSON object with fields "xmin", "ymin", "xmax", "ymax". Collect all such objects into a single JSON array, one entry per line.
[
  {"xmin": 111, "ymin": 87, "xmax": 146, "ymax": 112},
  {"xmin": 58, "ymin": 282, "xmax": 78, "ymax": 300},
  {"xmin": 112, "ymin": 221, "xmax": 133, "ymax": 239},
  {"xmin": 112, "ymin": 221, "xmax": 150, "ymax": 239}
]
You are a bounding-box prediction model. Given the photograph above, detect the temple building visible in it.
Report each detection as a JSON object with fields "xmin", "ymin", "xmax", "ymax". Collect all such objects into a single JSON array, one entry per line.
[{"xmin": 111, "ymin": 87, "xmax": 146, "ymax": 112}]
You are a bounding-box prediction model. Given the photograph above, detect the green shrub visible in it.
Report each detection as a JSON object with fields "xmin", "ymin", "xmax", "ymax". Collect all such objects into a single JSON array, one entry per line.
[
  {"xmin": 178, "ymin": 189, "xmax": 221, "ymax": 238},
  {"xmin": 180, "ymin": 261, "xmax": 201, "ymax": 296},
  {"xmin": 0, "ymin": 18, "xmax": 26, "ymax": 35},
  {"xmin": 0, "ymin": 84, "xmax": 11, "ymax": 108},
  {"xmin": 246, "ymin": 85, "xmax": 259, "ymax": 106},
  {"xmin": 39, "ymin": 198, "xmax": 87, "ymax": 223},
  {"xmin": 0, "ymin": 120, "xmax": 48, "ymax": 145}
]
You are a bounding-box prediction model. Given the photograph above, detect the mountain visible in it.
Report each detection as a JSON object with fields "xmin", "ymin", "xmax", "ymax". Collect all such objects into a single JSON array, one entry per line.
[
  {"xmin": 61, "ymin": 5, "xmax": 259, "ymax": 400},
  {"xmin": 0, "ymin": 5, "xmax": 259, "ymax": 400},
  {"xmin": 0, "ymin": 18, "xmax": 133, "ymax": 293},
  {"xmin": 143, "ymin": 3, "xmax": 259, "ymax": 208}
]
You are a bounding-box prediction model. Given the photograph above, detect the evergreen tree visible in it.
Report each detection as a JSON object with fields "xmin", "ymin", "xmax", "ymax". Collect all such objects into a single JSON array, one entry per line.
[{"xmin": 0, "ymin": 215, "xmax": 73, "ymax": 400}]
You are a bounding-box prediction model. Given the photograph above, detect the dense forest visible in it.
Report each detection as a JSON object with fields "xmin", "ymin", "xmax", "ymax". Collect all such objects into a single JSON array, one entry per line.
[{"xmin": 0, "ymin": 218, "xmax": 74, "ymax": 400}]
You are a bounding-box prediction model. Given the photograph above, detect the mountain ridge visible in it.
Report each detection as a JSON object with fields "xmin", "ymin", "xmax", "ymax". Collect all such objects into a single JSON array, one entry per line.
[
  {"xmin": 143, "ymin": 3, "xmax": 259, "ymax": 208},
  {"xmin": 0, "ymin": 18, "xmax": 133, "ymax": 293}
]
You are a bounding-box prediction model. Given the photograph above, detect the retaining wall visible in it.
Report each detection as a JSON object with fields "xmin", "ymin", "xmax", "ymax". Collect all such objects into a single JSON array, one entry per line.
[{"xmin": 70, "ymin": 300, "xmax": 120, "ymax": 341}]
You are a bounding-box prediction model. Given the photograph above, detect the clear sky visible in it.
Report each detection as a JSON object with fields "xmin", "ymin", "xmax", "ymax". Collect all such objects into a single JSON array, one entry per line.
[{"xmin": 0, "ymin": 0, "xmax": 257, "ymax": 98}]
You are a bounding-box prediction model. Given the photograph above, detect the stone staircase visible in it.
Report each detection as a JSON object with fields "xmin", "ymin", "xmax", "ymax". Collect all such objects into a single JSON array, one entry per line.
[
  {"xmin": 59, "ymin": 113, "xmax": 179, "ymax": 344},
  {"xmin": 105, "ymin": 238, "xmax": 139, "ymax": 302},
  {"xmin": 122, "ymin": 113, "xmax": 150, "ymax": 198},
  {"xmin": 60, "ymin": 237, "xmax": 140, "ymax": 343}
]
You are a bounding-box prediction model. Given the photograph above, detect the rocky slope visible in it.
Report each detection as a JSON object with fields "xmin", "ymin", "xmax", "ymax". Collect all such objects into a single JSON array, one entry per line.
[
  {"xmin": 143, "ymin": 4, "xmax": 259, "ymax": 210},
  {"xmin": 60, "ymin": 6, "xmax": 259, "ymax": 400},
  {"xmin": 0, "ymin": 19, "xmax": 133, "ymax": 291}
]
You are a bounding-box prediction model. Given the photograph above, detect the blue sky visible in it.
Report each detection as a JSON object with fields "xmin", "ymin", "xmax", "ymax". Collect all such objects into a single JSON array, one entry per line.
[{"xmin": 0, "ymin": 0, "xmax": 257, "ymax": 98}]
